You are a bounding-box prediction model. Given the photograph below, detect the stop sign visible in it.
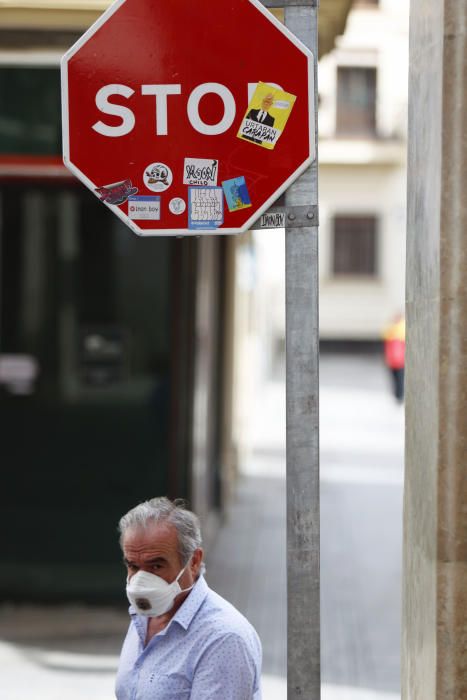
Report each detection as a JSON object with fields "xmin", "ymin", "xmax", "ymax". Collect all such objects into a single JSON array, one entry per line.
[{"xmin": 61, "ymin": 0, "xmax": 315, "ymax": 236}]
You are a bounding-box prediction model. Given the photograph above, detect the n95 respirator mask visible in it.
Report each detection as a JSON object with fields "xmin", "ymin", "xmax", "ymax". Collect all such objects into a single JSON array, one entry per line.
[{"xmin": 126, "ymin": 565, "xmax": 193, "ymax": 617}]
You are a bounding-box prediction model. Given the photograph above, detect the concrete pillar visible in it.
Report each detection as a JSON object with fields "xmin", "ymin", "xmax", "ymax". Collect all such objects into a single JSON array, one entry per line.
[{"xmin": 403, "ymin": 1, "xmax": 467, "ymax": 699}]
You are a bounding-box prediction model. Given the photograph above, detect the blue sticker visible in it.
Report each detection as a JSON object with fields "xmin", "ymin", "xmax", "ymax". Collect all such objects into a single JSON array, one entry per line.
[
  {"xmin": 188, "ymin": 186, "xmax": 224, "ymax": 230},
  {"xmin": 222, "ymin": 176, "xmax": 252, "ymax": 212}
]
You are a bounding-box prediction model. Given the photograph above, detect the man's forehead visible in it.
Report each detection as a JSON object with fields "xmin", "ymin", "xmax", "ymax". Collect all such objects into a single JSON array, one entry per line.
[{"xmin": 123, "ymin": 520, "xmax": 179, "ymax": 551}]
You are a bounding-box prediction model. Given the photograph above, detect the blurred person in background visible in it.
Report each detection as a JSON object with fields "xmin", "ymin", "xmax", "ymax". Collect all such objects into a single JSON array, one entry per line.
[
  {"xmin": 115, "ymin": 497, "xmax": 262, "ymax": 700},
  {"xmin": 382, "ymin": 314, "xmax": 406, "ymax": 403}
]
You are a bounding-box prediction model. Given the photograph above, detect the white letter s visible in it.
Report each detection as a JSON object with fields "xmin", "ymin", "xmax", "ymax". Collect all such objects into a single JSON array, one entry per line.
[{"xmin": 92, "ymin": 84, "xmax": 135, "ymax": 137}]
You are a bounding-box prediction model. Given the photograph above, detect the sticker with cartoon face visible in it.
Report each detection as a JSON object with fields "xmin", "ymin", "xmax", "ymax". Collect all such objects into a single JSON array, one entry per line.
[
  {"xmin": 143, "ymin": 162, "xmax": 173, "ymax": 193},
  {"xmin": 169, "ymin": 197, "xmax": 186, "ymax": 215}
]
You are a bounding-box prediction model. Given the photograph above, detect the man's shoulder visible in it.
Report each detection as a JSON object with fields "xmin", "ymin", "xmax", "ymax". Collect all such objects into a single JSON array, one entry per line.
[{"xmin": 197, "ymin": 585, "xmax": 259, "ymax": 644}]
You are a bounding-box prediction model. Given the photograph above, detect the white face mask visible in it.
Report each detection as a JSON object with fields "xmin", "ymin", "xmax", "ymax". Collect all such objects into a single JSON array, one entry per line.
[{"xmin": 126, "ymin": 564, "xmax": 193, "ymax": 617}]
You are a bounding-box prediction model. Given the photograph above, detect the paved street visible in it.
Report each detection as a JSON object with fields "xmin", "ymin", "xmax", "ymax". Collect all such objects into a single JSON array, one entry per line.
[
  {"xmin": 0, "ymin": 353, "xmax": 403, "ymax": 699},
  {"xmin": 243, "ymin": 353, "xmax": 404, "ymax": 699}
]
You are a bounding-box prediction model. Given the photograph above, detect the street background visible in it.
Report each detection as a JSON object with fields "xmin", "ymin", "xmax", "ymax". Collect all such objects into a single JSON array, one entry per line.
[
  {"xmin": 0, "ymin": 353, "xmax": 403, "ymax": 700},
  {"xmin": 0, "ymin": 2, "xmax": 407, "ymax": 697}
]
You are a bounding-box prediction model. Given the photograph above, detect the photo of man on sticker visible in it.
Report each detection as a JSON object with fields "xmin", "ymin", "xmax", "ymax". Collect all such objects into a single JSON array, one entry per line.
[
  {"xmin": 237, "ymin": 82, "xmax": 297, "ymax": 150},
  {"xmin": 246, "ymin": 92, "xmax": 276, "ymax": 127}
]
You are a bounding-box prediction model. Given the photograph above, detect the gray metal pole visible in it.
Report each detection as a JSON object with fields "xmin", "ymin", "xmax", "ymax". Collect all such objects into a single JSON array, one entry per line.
[{"xmin": 283, "ymin": 3, "xmax": 320, "ymax": 699}]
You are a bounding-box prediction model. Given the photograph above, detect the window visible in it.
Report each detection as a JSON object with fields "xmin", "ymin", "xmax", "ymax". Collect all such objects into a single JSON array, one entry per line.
[
  {"xmin": 333, "ymin": 216, "xmax": 378, "ymax": 276},
  {"xmin": 0, "ymin": 67, "xmax": 61, "ymax": 155},
  {"xmin": 336, "ymin": 66, "xmax": 377, "ymax": 136}
]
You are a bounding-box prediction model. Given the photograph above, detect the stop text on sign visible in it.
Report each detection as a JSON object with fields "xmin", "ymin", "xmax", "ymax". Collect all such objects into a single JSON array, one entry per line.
[{"xmin": 93, "ymin": 82, "xmax": 283, "ymax": 137}]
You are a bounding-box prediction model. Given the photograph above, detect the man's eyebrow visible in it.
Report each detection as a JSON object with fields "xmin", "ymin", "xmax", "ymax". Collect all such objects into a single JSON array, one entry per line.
[
  {"xmin": 146, "ymin": 556, "xmax": 168, "ymax": 564},
  {"xmin": 123, "ymin": 556, "xmax": 168, "ymax": 565}
]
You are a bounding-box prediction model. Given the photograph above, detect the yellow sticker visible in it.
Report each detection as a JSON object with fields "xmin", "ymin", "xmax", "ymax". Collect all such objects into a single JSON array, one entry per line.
[{"xmin": 237, "ymin": 82, "xmax": 297, "ymax": 150}]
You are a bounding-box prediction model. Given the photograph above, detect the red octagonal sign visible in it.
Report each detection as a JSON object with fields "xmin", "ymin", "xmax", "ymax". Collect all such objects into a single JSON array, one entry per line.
[{"xmin": 61, "ymin": 0, "xmax": 315, "ymax": 236}]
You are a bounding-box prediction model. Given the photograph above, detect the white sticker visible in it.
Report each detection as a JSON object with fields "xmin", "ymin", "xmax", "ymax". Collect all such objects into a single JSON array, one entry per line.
[
  {"xmin": 260, "ymin": 212, "xmax": 285, "ymax": 229},
  {"xmin": 188, "ymin": 187, "xmax": 224, "ymax": 230},
  {"xmin": 143, "ymin": 162, "xmax": 173, "ymax": 192},
  {"xmin": 169, "ymin": 197, "xmax": 186, "ymax": 215},
  {"xmin": 183, "ymin": 158, "xmax": 218, "ymax": 187},
  {"xmin": 128, "ymin": 196, "xmax": 161, "ymax": 220}
]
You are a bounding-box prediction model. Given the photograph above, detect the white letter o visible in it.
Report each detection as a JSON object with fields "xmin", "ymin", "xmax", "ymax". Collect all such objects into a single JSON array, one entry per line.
[{"xmin": 187, "ymin": 83, "xmax": 236, "ymax": 136}]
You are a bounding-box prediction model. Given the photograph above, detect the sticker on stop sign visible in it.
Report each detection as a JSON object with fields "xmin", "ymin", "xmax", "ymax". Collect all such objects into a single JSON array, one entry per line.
[
  {"xmin": 237, "ymin": 82, "xmax": 297, "ymax": 150},
  {"xmin": 143, "ymin": 163, "xmax": 173, "ymax": 193},
  {"xmin": 128, "ymin": 196, "xmax": 161, "ymax": 220}
]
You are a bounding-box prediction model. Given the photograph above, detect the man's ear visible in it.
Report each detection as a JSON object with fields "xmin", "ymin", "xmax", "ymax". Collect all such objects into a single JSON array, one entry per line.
[{"xmin": 190, "ymin": 548, "xmax": 204, "ymax": 577}]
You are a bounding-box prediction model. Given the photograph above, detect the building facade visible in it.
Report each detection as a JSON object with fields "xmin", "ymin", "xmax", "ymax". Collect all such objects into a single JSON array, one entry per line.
[
  {"xmin": 319, "ymin": 0, "xmax": 408, "ymax": 343},
  {"xmin": 0, "ymin": 2, "xmax": 233, "ymax": 600},
  {"xmin": 0, "ymin": 0, "xmax": 351, "ymax": 601}
]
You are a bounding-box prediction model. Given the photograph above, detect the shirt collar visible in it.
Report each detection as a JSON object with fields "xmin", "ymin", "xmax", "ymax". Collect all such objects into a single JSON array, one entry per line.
[
  {"xmin": 128, "ymin": 575, "xmax": 209, "ymax": 633},
  {"xmin": 171, "ymin": 574, "xmax": 209, "ymax": 631}
]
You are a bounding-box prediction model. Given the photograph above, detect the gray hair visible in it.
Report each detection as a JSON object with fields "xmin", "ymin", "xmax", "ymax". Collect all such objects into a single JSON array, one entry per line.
[{"xmin": 118, "ymin": 497, "xmax": 204, "ymax": 569}]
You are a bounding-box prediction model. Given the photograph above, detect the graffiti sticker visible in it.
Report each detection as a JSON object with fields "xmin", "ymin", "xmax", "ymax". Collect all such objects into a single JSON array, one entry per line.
[
  {"xmin": 183, "ymin": 158, "xmax": 219, "ymax": 187},
  {"xmin": 95, "ymin": 179, "xmax": 138, "ymax": 205},
  {"xmin": 188, "ymin": 187, "xmax": 224, "ymax": 230}
]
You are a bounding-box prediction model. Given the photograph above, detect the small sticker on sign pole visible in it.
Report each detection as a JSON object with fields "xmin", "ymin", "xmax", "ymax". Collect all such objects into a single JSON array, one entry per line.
[{"xmin": 259, "ymin": 211, "xmax": 286, "ymax": 229}]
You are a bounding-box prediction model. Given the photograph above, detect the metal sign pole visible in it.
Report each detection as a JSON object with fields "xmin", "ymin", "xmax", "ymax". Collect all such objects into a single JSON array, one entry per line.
[{"xmin": 282, "ymin": 1, "xmax": 320, "ymax": 697}]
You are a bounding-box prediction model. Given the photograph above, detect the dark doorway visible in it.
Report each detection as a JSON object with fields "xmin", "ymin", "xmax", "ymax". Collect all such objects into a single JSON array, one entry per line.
[{"xmin": 0, "ymin": 182, "xmax": 173, "ymax": 601}]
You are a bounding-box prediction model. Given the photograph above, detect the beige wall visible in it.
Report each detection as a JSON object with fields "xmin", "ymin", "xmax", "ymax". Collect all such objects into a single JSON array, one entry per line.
[
  {"xmin": 319, "ymin": 163, "xmax": 406, "ymax": 339},
  {"xmin": 403, "ymin": 1, "xmax": 467, "ymax": 698}
]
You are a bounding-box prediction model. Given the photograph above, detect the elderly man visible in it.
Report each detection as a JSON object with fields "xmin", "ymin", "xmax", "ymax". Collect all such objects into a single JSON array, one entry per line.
[{"xmin": 115, "ymin": 497, "xmax": 262, "ymax": 699}]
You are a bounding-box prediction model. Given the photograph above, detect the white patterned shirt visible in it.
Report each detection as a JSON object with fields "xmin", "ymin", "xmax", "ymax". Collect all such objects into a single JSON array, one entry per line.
[{"xmin": 115, "ymin": 575, "xmax": 262, "ymax": 699}]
